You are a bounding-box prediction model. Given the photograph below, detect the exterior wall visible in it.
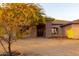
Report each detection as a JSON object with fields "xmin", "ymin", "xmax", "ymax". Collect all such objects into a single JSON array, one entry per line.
[
  {"xmin": 46, "ymin": 21, "xmax": 52, "ymax": 38},
  {"xmin": 25, "ymin": 22, "xmax": 79, "ymax": 39},
  {"xmin": 62, "ymin": 25, "xmax": 73, "ymax": 38},
  {"xmin": 21, "ymin": 26, "xmax": 37, "ymax": 38},
  {"xmin": 63, "ymin": 24, "xmax": 79, "ymax": 39},
  {"xmin": 71, "ymin": 24, "xmax": 79, "ymax": 39},
  {"xmin": 51, "ymin": 25, "xmax": 63, "ymax": 37},
  {"xmin": 25, "ymin": 23, "xmax": 79, "ymax": 39},
  {"xmin": 46, "ymin": 21, "xmax": 64, "ymax": 38},
  {"xmin": 30, "ymin": 26, "xmax": 37, "ymax": 38},
  {"xmin": 60, "ymin": 27, "xmax": 65, "ymax": 37}
]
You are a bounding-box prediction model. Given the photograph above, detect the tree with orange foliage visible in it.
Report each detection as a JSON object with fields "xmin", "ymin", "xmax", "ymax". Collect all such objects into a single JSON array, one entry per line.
[{"xmin": 0, "ymin": 3, "xmax": 45, "ymax": 56}]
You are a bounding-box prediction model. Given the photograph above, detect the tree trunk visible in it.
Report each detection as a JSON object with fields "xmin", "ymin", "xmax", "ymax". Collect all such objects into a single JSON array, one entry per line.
[
  {"xmin": 8, "ymin": 34, "xmax": 12, "ymax": 56},
  {"xmin": 8, "ymin": 41, "xmax": 11, "ymax": 56}
]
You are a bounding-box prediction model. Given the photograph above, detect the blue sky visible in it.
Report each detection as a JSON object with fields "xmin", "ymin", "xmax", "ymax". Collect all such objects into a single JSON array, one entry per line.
[{"xmin": 39, "ymin": 3, "xmax": 79, "ymax": 21}]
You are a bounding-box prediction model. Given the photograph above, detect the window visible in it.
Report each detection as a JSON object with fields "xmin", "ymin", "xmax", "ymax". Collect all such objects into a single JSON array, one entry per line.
[
  {"xmin": 52, "ymin": 27, "xmax": 58, "ymax": 35},
  {"xmin": 20, "ymin": 25, "xmax": 29, "ymax": 32}
]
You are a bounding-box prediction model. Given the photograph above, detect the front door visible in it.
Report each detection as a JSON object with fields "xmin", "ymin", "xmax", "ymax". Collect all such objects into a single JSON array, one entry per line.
[{"xmin": 37, "ymin": 24, "xmax": 45, "ymax": 37}]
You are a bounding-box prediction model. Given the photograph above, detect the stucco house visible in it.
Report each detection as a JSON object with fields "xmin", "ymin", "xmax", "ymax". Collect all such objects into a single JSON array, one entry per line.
[{"xmin": 21, "ymin": 19, "xmax": 79, "ymax": 39}]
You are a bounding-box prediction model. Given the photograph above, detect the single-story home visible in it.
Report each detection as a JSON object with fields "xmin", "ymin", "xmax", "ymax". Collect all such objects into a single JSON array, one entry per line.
[{"xmin": 21, "ymin": 19, "xmax": 79, "ymax": 39}]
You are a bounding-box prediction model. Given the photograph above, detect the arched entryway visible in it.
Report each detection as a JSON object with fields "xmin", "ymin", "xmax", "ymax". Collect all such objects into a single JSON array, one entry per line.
[{"xmin": 37, "ymin": 23, "xmax": 46, "ymax": 37}]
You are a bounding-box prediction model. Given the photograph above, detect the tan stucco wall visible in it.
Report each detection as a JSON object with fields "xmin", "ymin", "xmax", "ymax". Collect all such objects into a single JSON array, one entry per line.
[
  {"xmin": 21, "ymin": 26, "xmax": 37, "ymax": 38},
  {"xmin": 51, "ymin": 25, "xmax": 64, "ymax": 37},
  {"xmin": 63, "ymin": 24, "xmax": 79, "ymax": 39},
  {"xmin": 30, "ymin": 26, "xmax": 37, "ymax": 38},
  {"xmin": 72, "ymin": 24, "xmax": 79, "ymax": 39},
  {"xmin": 46, "ymin": 21, "xmax": 52, "ymax": 38},
  {"xmin": 63, "ymin": 25, "xmax": 73, "ymax": 38},
  {"xmin": 30, "ymin": 23, "xmax": 79, "ymax": 39},
  {"xmin": 46, "ymin": 21, "xmax": 64, "ymax": 38}
]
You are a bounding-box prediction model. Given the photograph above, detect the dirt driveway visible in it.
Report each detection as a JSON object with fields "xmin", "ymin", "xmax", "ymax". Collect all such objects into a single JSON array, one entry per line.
[{"xmin": 0, "ymin": 38, "xmax": 79, "ymax": 56}]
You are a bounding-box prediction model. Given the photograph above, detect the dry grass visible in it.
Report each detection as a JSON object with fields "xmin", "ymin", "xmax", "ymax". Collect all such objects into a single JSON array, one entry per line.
[{"xmin": 0, "ymin": 38, "xmax": 79, "ymax": 56}]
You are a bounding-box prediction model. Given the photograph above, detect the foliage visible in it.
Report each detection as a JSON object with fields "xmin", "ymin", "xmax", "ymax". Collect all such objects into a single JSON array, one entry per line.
[{"xmin": 0, "ymin": 3, "xmax": 45, "ymax": 55}]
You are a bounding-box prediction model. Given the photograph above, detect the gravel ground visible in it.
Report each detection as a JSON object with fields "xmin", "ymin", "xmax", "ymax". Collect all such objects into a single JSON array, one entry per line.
[{"xmin": 0, "ymin": 38, "xmax": 79, "ymax": 56}]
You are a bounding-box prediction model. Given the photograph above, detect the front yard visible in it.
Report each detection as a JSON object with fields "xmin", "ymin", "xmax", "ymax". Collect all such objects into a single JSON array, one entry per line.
[{"xmin": 0, "ymin": 38, "xmax": 79, "ymax": 56}]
